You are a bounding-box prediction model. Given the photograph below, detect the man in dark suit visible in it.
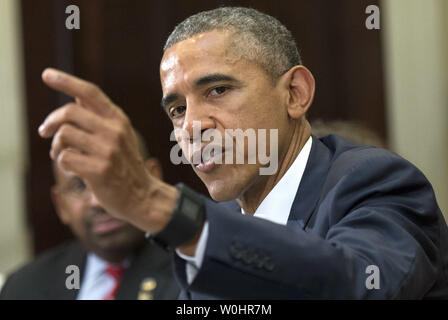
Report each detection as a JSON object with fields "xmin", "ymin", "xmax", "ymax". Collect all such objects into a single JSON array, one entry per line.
[
  {"xmin": 36, "ymin": 7, "xmax": 448, "ymax": 299},
  {"xmin": 0, "ymin": 145, "xmax": 179, "ymax": 300}
]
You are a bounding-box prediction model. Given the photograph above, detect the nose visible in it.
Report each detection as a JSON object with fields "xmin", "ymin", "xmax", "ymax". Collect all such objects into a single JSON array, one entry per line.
[
  {"xmin": 86, "ymin": 190, "xmax": 103, "ymax": 208},
  {"xmin": 182, "ymin": 99, "xmax": 215, "ymax": 142}
]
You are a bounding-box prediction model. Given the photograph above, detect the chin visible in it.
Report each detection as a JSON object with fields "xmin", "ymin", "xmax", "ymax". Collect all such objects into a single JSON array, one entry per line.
[
  {"xmin": 90, "ymin": 226, "xmax": 144, "ymax": 249},
  {"xmin": 205, "ymin": 179, "xmax": 243, "ymax": 202},
  {"xmin": 194, "ymin": 164, "xmax": 257, "ymax": 202}
]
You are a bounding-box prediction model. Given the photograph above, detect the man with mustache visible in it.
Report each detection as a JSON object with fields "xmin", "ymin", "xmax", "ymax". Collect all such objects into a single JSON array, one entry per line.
[
  {"xmin": 0, "ymin": 137, "xmax": 179, "ymax": 300},
  {"xmin": 34, "ymin": 7, "xmax": 448, "ymax": 298}
]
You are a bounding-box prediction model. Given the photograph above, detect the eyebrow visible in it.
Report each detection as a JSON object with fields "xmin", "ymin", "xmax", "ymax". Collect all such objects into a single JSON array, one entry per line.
[
  {"xmin": 161, "ymin": 93, "xmax": 179, "ymax": 110},
  {"xmin": 160, "ymin": 73, "xmax": 240, "ymax": 110},
  {"xmin": 194, "ymin": 73, "xmax": 238, "ymax": 87}
]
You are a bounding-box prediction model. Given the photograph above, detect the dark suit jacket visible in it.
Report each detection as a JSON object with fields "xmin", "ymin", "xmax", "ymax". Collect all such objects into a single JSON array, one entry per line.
[
  {"xmin": 174, "ymin": 135, "xmax": 448, "ymax": 299},
  {"xmin": 0, "ymin": 240, "xmax": 179, "ymax": 300}
]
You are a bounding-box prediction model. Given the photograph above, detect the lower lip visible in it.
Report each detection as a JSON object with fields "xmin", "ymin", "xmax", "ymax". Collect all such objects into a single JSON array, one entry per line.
[
  {"xmin": 195, "ymin": 159, "xmax": 217, "ymax": 173},
  {"xmin": 91, "ymin": 219, "xmax": 126, "ymax": 235}
]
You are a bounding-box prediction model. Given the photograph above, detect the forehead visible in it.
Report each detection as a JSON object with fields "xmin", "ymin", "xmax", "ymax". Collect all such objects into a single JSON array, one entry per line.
[{"xmin": 160, "ymin": 30, "xmax": 243, "ymax": 90}]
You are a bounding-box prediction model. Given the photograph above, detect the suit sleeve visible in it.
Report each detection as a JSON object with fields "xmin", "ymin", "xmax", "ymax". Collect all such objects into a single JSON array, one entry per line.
[
  {"xmin": 0, "ymin": 271, "xmax": 24, "ymax": 300},
  {"xmin": 174, "ymin": 150, "xmax": 445, "ymax": 299}
]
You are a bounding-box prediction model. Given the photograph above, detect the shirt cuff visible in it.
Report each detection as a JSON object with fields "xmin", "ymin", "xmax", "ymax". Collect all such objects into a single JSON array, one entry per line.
[{"xmin": 175, "ymin": 221, "xmax": 209, "ymax": 284}]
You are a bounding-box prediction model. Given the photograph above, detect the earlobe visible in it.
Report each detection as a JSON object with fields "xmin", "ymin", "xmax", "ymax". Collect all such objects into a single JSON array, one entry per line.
[{"xmin": 286, "ymin": 66, "xmax": 315, "ymax": 119}]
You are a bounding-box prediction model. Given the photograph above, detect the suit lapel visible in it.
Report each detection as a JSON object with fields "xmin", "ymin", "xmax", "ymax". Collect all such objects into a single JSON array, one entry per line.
[
  {"xmin": 115, "ymin": 242, "xmax": 175, "ymax": 300},
  {"xmin": 42, "ymin": 241, "xmax": 87, "ymax": 300},
  {"xmin": 115, "ymin": 244, "xmax": 151, "ymax": 300},
  {"xmin": 287, "ymin": 136, "xmax": 333, "ymax": 231}
]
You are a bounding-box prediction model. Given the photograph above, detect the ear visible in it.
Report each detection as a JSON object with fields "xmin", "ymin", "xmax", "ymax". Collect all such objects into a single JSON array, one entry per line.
[
  {"xmin": 51, "ymin": 186, "xmax": 70, "ymax": 225},
  {"xmin": 144, "ymin": 158, "xmax": 163, "ymax": 180},
  {"xmin": 282, "ymin": 65, "xmax": 315, "ymax": 119}
]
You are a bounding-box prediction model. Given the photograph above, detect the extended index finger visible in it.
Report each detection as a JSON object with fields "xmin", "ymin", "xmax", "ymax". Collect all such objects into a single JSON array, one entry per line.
[{"xmin": 42, "ymin": 68, "xmax": 112, "ymax": 115}]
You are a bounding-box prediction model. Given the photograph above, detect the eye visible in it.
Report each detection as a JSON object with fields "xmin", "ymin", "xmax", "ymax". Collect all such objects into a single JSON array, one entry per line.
[
  {"xmin": 209, "ymin": 86, "xmax": 229, "ymax": 97},
  {"xmin": 69, "ymin": 178, "xmax": 87, "ymax": 193},
  {"xmin": 169, "ymin": 106, "xmax": 186, "ymax": 118}
]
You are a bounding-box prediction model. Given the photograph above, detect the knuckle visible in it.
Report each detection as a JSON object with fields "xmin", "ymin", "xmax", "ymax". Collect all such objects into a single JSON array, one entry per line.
[
  {"xmin": 64, "ymin": 103, "xmax": 77, "ymax": 118},
  {"xmin": 62, "ymin": 105, "xmax": 74, "ymax": 120},
  {"xmin": 110, "ymin": 122, "xmax": 127, "ymax": 144},
  {"xmin": 117, "ymin": 123, "xmax": 128, "ymax": 139},
  {"xmin": 119, "ymin": 111, "xmax": 131, "ymax": 125},
  {"xmin": 50, "ymin": 138, "xmax": 59, "ymax": 154},
  {"xmin": 98, "ymin": 160, "xmax": 112, "ymax": 176},
  {"xmin": 58, "ymin": 124, "xmax": 72, "ymax": 142},
  {"xmin": 114, "ymin": 108, "xmax": 131, "ymax": 128},
  {"xmin": 58, "ymin": 150, "xmax": 71, "ymax": 166},
  {"xmin": 104, "ymin": 144, "xmax": 117, "ymax": 159},
  {"xmin": 52, "ymin": 132, "xmax": 62, "ymax": 149},
  {"xmin": 108, "ymin": 129, "xmax": 120, "ymax": 146}
]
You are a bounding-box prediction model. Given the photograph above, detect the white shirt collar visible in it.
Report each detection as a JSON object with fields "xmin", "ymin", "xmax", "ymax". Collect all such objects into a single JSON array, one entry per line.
[
  {"xmin": 242, "ymin": 136, "xmax": 312, "ymax": 226},
  {"xmin": 84, "ymin": 253, "xmax": 109, "ymax": 279},
  {"xmin": 76, "ymin": 253, "xmax": 131, "ymax": 300},
  {"xmin": 83, "ymin": 253, "xmax": 130, "ymax": 275}
]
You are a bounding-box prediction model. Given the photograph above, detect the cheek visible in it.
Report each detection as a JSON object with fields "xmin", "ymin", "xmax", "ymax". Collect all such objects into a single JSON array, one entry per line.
[
  {"xmin": 62, "ymin": 202, "xmax": 88, "ymax": 230},
  {"xmin": 257, "ymin": 93, "xmax": 287, "ymax": 126},
  {"xmin": 224, "ymin": 89, "xmax": 286, "ymax": 130}
]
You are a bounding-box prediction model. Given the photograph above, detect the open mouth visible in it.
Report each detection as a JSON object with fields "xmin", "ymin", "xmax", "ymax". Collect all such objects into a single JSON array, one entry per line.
[{"xmin": 90, "ymin": 214, "xmax": 126, "ymax": 235}]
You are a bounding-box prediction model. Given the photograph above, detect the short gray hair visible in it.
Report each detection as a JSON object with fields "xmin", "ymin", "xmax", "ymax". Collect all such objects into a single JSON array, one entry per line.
[{"xmin": 164, "ymin": 7, "xmax": 302, "ymax": 81}]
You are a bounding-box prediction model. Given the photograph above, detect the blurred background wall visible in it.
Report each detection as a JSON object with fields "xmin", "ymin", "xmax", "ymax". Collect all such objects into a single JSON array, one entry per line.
[
  {"xmin": 382, "ymin": 0, "xmax": 448, "ymax": 221},
  {"xmin": 0, "ymin": 0, "xmax": 30, "ymax": 278},
  {"xmin": 0, "ymin": 0, "xmax": 446, "ymax": 277}
]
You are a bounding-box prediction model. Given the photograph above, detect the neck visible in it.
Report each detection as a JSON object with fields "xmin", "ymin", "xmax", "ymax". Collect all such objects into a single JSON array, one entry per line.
[
  {"xmin": 92, "ymin": 249, "xmax": 128, "ymax": 264},
  {"xmin": 91, "ymin": 242, "xmax": 143, "ymax": 264},
  {"xmin": 237, "ymin": 118, "xmax": 311, "ymax": 214}
]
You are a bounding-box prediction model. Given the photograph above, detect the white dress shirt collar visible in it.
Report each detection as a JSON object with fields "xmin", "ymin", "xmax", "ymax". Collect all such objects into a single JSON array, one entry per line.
[
  {"xmin": 76, "ymin": 253, "xmax": 130, "ymax": 300},
  {"xmin": 242, "ymin": 136, "xmax": 312, "ymax": 226}
]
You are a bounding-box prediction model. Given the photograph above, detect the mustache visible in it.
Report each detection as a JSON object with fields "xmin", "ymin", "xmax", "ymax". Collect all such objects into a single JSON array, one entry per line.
[{"xmin": 85, "ymin": 207, "xmax": 109, "ymax": 224}]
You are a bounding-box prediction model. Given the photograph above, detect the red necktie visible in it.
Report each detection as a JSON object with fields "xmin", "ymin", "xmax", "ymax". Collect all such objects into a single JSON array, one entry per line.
[{"xmin": 103, "ymin": 264, "xmax": 125, "ymax": 300}]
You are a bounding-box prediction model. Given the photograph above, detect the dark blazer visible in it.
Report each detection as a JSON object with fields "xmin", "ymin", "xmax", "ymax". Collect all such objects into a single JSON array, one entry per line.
[
  {"xmin": 0, "ymin": 240, "xmax": 179, "ymax": 300},
  {"xmin": 174, "ymin": 135, "xmax": 448, "ymax": 299}
]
